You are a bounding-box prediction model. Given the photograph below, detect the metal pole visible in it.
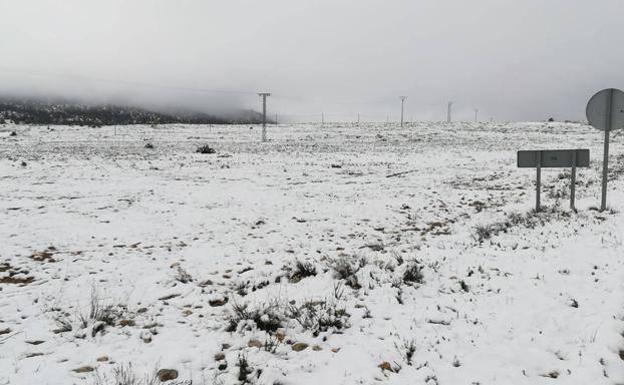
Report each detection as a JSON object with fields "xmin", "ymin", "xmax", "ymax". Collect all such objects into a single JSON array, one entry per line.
[
  {"xmin": 258, "ymin": 92, "xmax": 271, "ymax": 142},
  {"xmin": 536, "ymin": 151, "xmax": 542, "ymax": 212},
  {"xmin": 400, "ymin": 96, "xmax": 407, "ymax": 128},
  {"xmin": 570, "ymin": 150, "xmax": 577, "ymax": 211},
  {"xmin": 601, "ymin": 89, "xmax": 613, "ymax": 211},
  {"xmin": 447, "ymin": 102, "xmax": 452, "ymax": 123}
]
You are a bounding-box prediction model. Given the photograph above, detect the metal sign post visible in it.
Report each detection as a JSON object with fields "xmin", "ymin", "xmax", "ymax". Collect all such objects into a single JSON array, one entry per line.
[
  {"xmin": 536, "ymin": 152, "xmax": 541, "ymax": 211},
  {"xmin": 570, "ymin": 151, "xmax": 577, "ymax": 210},
  {"xmin": 258, "ymin": 92, "xmax": 271, "ymax": 142},
  {"xmin": 518, "ymin": 149, "xmax": 590, "ymax": 211},
  {"xmin": 586, "ymin": 88, "xmax": 624, "ymax": 211}
]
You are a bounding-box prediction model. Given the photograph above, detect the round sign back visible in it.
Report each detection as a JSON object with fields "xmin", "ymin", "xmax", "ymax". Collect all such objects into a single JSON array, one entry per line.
[{"xmin": 586, "ymin": 88, "xmax": 624, "ymax": 131}]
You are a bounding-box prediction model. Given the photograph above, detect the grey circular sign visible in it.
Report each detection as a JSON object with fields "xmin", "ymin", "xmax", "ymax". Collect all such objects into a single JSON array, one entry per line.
[{"xmin": 586, "ymin": 88, "xmax": 624, "ymax": 131}]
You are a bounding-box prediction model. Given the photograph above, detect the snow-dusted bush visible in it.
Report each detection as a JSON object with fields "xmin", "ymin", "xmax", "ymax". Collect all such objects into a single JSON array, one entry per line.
[
  {"xmin": 225, "ymin": 301, "xmax": 284, "ymax": 334},
  {"xmin": 288, "ymin": 259, "xmax": 317, "ymax": 283},
  {"xmin": 326, "ymin": 255, "xmax": 366, "ymax": 289},
  {"xmin": 287, "ymin": 299, "xmax": 350, "ymax": 336},
  {"xmin": 196, "ymin": 144, "xmax": 216, "ymax": 154}
]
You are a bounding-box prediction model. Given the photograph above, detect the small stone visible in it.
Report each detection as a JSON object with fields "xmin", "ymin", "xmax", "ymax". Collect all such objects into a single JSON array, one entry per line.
[
  {"xmin": 312, "ymin": 345, "xmax": 322, "ymax": 351},
  {"xmin": 158, "ymin": 293, "xmax": 180, "ymax": 301},
  {"xmin": 119, "ymin": 319, "xmax": 135, "ymax": 327},
  {"xmin": 247, "ymin": 339, "xmax": 263, "ymax": 348},
  {"xmin": 140, "ymin": 331, "xmax": 152, "ymax": 343},
  {"xmin": 292, "ymin": 342, "xmax": 308, "ymax": 352},
  {"xmin": 157, "ymin": 369, "xmax": 178, "ymax": 382},
  {"xmin": 214, "ymin": 352, "xmax": 225, "ymax": 361},
  {"xmin": 96, "ymin": 356, "xmax": 109, "ymax": 362},
  {"xmin": 209, "ymin": 298, "xmax": 228, "ymax": 307},
  {"xmin": 378, "ymin": 362, "xmax": 392, "ymax": 372},
  {"xmin": 276, "ymin": 331, "xmax": 285, "ymax": 342},
  {"xmin": 73, "ymin": 366, "xmax": 94, "ymax": 373},
  {"xmin": 331, "ymin": 347, "xmax": 341, "ymax": 353}
]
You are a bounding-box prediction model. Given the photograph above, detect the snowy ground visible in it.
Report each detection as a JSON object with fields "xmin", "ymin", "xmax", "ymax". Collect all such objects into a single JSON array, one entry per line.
[{"xmin": 1, "ymin": 122, "xmax": 623, "ymax": 385}]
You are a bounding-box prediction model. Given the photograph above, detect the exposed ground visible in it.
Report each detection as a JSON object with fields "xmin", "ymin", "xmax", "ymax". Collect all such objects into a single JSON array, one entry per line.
[{"xmin": 1, "ymin": 122, "xmax": 623, "ymax": 385}]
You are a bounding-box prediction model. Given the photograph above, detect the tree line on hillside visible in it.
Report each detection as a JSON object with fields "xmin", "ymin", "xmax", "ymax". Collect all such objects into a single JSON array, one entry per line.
[{"xmin": 0, "ymin": 98, "xmax": 265, "ymax": 126}]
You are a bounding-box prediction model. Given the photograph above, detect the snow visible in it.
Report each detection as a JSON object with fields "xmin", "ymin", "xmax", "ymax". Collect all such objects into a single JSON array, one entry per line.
[{"xmin": 0, "ymin": 122, "xmax": 623, "ymax": 385}]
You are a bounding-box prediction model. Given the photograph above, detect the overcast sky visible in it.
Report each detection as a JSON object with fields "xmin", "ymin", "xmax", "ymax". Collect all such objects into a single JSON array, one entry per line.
[{"xmin": 1, "ymin": 0, "xmax": 623, "ymax": 121}]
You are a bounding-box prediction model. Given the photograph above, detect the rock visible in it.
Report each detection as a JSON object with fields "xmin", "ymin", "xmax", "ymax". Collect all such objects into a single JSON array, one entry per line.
[
  {"xmin": 157, "ymin": 369, "xmax": 178, "ymax": 382},
  {"xmin": 158, "ymin": 293, "xmax": 180, "ymax": 301},
  {"xmin": 96, "ymin": 356, "xmax": 109, "ymax": 362},
  {"xmin": 247, "ymin": 339, "xmax": 263, "ymax": 348},
  {"xmin": 331, "ymin": 347, "xmax": 341, "ymax": 353},
  {"xmin": 276, "ymin": 330, "xmax": 285, "ymax": 342},
  {"xmin": 208, "ymin": 297, "xmax": 228, "ymax": 307},
  {"xmin": 25, "ymin": 340, "xmax": 45, "ymax": 345},
  {"xmin": 73, "ymin": 366, "xmax": 94, "ymax": 373},
  {"xmin": 312, "ymin": 345, "xmax": 323, "ymax": 351},
  {"xmin": 0, "ymin": 328, "xmax": 10, "ymax": 335},
  {"xmin": 140, "ymin": 330, "xmax": 152, "ymax": 343},
  {"xmin": 91, "ymin": 321, "xmax": 106, "ymax": 337},
  {"xmin": 119, "ymin": 319, "xmax": 135, "ymax": 327},
  {"xmin": 292, "ymin": 342, "xmax": 308, "ymax": 352},
  {"xmin": 214, "ymin": 352, "xmax": 225, "ymax": 361},
  {"xmin": 378, "ymin": 362, "xmax": 392, "ymax": 372}
]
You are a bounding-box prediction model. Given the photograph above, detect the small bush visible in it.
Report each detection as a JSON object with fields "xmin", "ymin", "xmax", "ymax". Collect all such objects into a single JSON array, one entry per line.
[
  {"xmin": 289, "ymin": 260, "xmax": 317, "ymax": 283},
  {"xmin": 226, "ymin": 302, "xmax": 284, "ymax": 334},
  {"xmin": 237, "ymin": 354, "xmax": 252, "ymax": 384},
  {"xmin": 92, "ymin": 363, "xmax": 158, "ymax": 385},
  {"xmin": 196, "ymin": 144, "xmax": 216, "ymax": 154},
  {"xmin": 327, "ymin": 256, "xmax": 365, "ymax": 289},
  {"xmin": 288, "ymin": 299, "xmax": 350, "ymax": 336},
  {"xmin": 402, "ymin": 261, "xmax": 424, "ymax": 285}
]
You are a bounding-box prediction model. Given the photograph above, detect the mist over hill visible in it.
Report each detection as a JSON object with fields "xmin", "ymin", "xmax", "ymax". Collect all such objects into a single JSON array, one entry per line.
[{"xmin": 0, "ymin": 97, "xmax": 266, "ymax": 126}]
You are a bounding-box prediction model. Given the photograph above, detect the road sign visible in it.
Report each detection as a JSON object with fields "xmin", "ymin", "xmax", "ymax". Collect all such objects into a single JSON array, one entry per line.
[
  {"xmin": 586, "ymin": 88, "xmax": 624, "ymax": 131},
  {"xmin": 586, "ymin": 88, "xmax": 624, "ymax": 211},
  {"xmin": 518, "ymin": 149, "xmax": 590, "ymax": 168},
  {"xmin": 517, "ymin": 149, "xmax": 590, "ymax": 211}
]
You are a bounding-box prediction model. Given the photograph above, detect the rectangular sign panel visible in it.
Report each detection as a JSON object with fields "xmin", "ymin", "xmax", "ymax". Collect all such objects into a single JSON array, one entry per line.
[{"xmin": 517, "ymin": 149, "xmax": 590, "ymax": 168}]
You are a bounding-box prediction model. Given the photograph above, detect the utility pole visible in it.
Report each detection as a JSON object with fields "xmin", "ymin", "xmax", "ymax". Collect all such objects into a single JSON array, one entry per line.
[
  {"xmin": 258, "ymin": 92, "xmax": 271, "ymax": 142},
  {"xmin": 447, "ymin": 101, "xmax": 453, "ymax": 123},
  {"xmin": 400, "ymin": 96, "xmax": 407, "ymax": 128},
  {"xmin": 474, "ymin": 108, "xmax": 479, "ymax": 123}
]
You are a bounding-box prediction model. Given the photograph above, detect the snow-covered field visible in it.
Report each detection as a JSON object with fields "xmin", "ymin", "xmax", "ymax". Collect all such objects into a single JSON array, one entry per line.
[{"xmin": 1, "ymin": 122, "xmax": 623, "ymax": 385}]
